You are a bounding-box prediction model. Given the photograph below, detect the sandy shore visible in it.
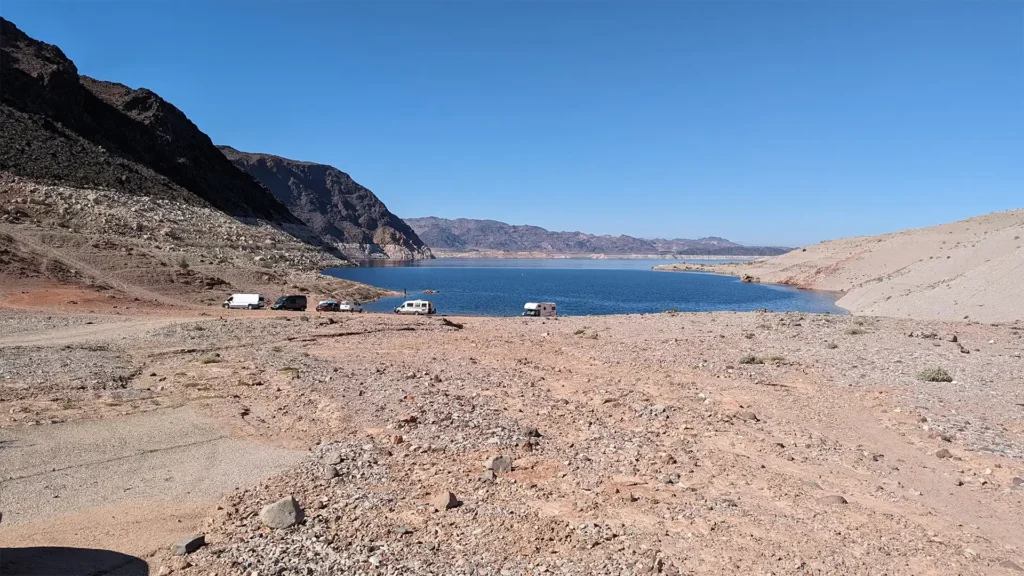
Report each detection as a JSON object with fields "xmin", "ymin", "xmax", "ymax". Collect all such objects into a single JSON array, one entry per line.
[{"xmin": 656, "ymin": 208, "xmax": 1024, "ymax": 323}]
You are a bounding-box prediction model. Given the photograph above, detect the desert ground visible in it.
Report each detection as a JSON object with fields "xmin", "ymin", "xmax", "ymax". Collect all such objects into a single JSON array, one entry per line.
[
  {"xmin": 2, "ymin": 285, "xmax": 1022, "ymax": 575},
  {"xmin": 2, "ymin": 177, "xmax": 1024, "ymax": 575},
  {"xmin": 656, "ymin": 208, "xmax": 1024, "ymax": 324}
]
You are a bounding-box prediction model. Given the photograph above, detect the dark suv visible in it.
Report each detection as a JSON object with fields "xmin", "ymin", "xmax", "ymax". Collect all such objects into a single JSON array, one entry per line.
[{"xmin": 271, "ymin": 295, "xmax": 307, "ymax": 311}]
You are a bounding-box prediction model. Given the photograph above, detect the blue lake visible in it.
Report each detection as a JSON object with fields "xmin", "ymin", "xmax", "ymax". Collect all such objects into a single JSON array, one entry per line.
[{"xmin": 323, "ymin": 259, "xmax": 845, "ymax": 316}]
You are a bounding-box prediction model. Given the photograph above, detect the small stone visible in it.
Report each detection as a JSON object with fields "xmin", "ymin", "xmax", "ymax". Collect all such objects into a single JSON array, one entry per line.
[
  {"xmin": 399, "ymin": 414, "xmax": 418, "ymax": 424},
  {"xmin": 157, "ymin": 566, "xmax": 171, "ymax": 576},
  {"xmin": 170, "ymin": 534, "xmax": 205, "ymax": 556},
  {"xmin": 1010, "ymin": 477, "xmax": 1024, "ymax": 489},
  {"xmin": 816, "ymin": 495, "xmax": 848, "ymax": 505},
  {"xmin": 999, "ymin": 560, "xmax": 1023, "ymax": 571},
  {"xmin": 480, "ymin": 469, "xmax": 496, "ymax": 482},
  {"xmin": 323, "ymin": 451, "xmax": 343, "ymax": 465},
  {"xmin": 259, "ymin": 496, "xmax": 304, "ymax": 529},
  {"xmin": 395, "ymin": 525, "xmax": 413, "ymax": 536},
  {"xmin": 736, "ymin": 411, "xmax": 759, "ymax": 422},
  {"xmin": 483, "ymin": 455, "xmax": 513, "ymax": 474},
  {"xmin": 321, "ymin": 465, "xmax": 338, "ymax": 480},
  {"xmin": 434, "ymin": 491, "xmax": 461, "ymax": 510},
  {"xmin": 521, "ymin": 426, "xmax": 542, "ymax": 438},
  {"xmin": 935, "ymin": 448, "xmax": 953, "ymax": 459},
  {"xmin": 390, "ymin": 434, "xmax": 404, "ymax": 445}
]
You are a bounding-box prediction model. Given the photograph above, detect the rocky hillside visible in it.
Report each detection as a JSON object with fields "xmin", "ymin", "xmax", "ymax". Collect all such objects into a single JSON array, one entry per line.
[
  {"xmin": 659, "ymin": 209, "xmax": 1024, "ymax": 322},
  {"xmin": 406, "ymin": 217, "xmax": 788, "ymax": 256},
  {"xmin": 0, "ymin": 18, "xmax": 320, "ymax": 238},
  {"xmin": 220, "ymin": 147, "xmax": 431, "ymax": 260}
]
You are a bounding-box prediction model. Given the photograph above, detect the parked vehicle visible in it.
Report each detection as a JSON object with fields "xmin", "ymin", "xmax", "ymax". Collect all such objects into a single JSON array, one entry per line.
[
  {"xmin": 394, "ymin": 299, "xmax": 435, "ymax": 315},
  {"xmin": 338, "ymin": 301, "xmax": 363, "ymax": 313},
  {"xmin": 523, "ymin": 302, "xmax": 556, "ymax": 317},
  {"xmin": 271, "ymin": 294, "xmax": 307, "ymax": 311},
  {"xmin": 223, "ymin": 294, "xmax": 266, "ymax": 310},
  {"xmin": 316, "ymin": 299, "xmax": 340, "ymax": 312}
]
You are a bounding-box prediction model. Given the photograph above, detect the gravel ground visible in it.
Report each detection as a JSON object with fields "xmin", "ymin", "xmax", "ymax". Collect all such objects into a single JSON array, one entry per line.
[{"xmin": 2, "ymin": 310, "xmax": 1022, "ymax": 575}]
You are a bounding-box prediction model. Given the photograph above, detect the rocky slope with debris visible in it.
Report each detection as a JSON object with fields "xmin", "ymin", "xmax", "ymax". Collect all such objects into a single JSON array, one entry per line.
[
  {"xmin": 406, "ymin": 217, "xmax": 788, "ymax": 257},
  {"xmin": 220, "ymin": 147, "xmax": 431, "ymax": 261},
  {"xmin": 1, "ymin": 308, "xmax": 1021, "ymax": 575},
  {"xmin": 657, "ymin": 208, "xmax": 1024, "ymax": 322},
  {"xmin": 0, "ymin": 174, "xmax": 390, "ymax": 308}
]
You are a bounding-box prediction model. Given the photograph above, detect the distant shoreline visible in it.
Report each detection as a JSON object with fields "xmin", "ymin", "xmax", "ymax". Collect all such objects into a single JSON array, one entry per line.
[{"xmin": 429, "ymin": 251, "xmax": 759, "ymax": 260}]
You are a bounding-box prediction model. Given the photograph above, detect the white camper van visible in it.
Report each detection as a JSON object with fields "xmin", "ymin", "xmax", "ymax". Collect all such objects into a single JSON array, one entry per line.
[
  {"xmin": 223, "ymin": 293, "xmax": 266, "ymax": 310},
  {"xmin": 523, "ymin": 302, "xmax": 556, "ymax": 317},
  {"xmin": 394, "ymin": 300, "xmax": 435, "ymax": 315}
]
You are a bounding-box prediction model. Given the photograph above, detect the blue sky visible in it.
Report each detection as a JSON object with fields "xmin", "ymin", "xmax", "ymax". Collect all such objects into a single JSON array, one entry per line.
[{"xmin": 3, "ymin": 1, "xmax": 1022, "ymax": 246}]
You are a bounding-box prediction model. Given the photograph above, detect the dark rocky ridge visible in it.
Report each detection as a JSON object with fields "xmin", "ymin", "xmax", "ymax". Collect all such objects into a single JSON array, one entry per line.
[
  {"xmin": 406, "ymin": 217, "xmax": 790, "ymax": 256},
  {"xmin": 0, "ymin": 18, "xmax": 320, "ymax": 239},
  {"xmin": 219, "ymin": 146, "xmax": 431, "ymax": 260}
]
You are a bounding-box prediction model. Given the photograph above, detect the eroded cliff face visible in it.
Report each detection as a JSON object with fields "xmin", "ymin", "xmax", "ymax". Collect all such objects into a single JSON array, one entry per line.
[
  {"xmin": 220, "ymin": 147, "xmax": 432, "ymax": 261},
  {"xmin": 0, "ymin": 18, "xmax": 305, "ymax": 228}
]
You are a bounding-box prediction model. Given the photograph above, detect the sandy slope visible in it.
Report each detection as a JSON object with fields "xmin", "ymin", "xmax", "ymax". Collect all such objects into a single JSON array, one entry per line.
[{"xmin": 659, "ymin": 209, "xmax": 1024, "ymax": 322}]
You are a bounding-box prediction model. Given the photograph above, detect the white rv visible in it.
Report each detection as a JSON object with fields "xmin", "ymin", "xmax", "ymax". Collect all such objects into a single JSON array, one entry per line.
[
  {"xmin": 394, "ymin": 300, "xmax": 435, "ymax": 315},
  {"xmin": 223, "ymin": 293, "xmax": 266, "ymax": 310},
  {"xmin": 523, "ymin": 302, "xmax": 556, "ymax": 317}
]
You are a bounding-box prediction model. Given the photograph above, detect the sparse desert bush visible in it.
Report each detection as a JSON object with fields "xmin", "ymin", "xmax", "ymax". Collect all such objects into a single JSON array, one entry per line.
[
  {"xmin": 199, "ymin": 353, "xmax": 221, "ymax": 364},
  {"xmin": 845, "ymin": 327, "xmax": 866, "ymax": 335},
  {"xmin": 918, "ymin": 367, "xmax": 953, "ymax": 382},
  {"xmin": 739, "ymin": 354, "xmax": 764, "ymax": 365},
  {"xmin": 573, "ymin": 329, "xmax": 586, "ymax": 336},
  {"xmin": 825, "ymin": 341, "xmax": 839, "ymax": 349},
  {"xmin": 177, "ymin": 255, "xmax": 190, "ymax": 269},
  {"xmin": 766, "ymin": 355, "xmax": 786, "ymax": 364},
  {"xmin": 743, "ymin": 332, "xmax": 755, "ymax": 339}
]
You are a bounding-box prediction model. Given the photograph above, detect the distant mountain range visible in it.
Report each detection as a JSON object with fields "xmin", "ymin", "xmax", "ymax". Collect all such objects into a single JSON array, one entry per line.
[
  {"xmin": 405, "ymin": 217, "xmax": 791, "ymax": 256},
  {"xmin": 219, "ymin": 147, "xmax": 431, "ymax": 260}
]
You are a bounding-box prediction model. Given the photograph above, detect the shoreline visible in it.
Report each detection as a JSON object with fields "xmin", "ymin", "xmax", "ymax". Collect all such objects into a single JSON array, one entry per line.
[
  {"xmin": 652, "ymin": 262, "xmax": 853, "ymax": 315},
  {"xmin": 428, "ymin": 251, "xmax": 763, "ymax": 260}
]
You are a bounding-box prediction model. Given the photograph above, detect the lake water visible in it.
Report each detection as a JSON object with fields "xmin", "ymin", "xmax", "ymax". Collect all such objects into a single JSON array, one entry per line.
[{"xmin": 323, "ymin": 259, "xmax": 845, "ymax": 316}]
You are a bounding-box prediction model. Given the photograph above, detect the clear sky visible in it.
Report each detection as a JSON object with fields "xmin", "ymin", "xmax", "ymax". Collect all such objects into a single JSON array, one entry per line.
[{"xmin": 3, "ymin": 1, "xmax": 1022, "ymax": 246}]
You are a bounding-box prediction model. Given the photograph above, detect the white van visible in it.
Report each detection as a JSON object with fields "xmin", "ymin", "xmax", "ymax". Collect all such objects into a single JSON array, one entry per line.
[
  {"xmin": 394, "ymin": 300, "xmax": 435, "ymax": 315},
  {"xmin": 223, "ymin": 293, "xmax": 266, "ymax": 310},
  {"xmin": 523, "ymin": 302, "xmax": 556, "ymax": 317}
]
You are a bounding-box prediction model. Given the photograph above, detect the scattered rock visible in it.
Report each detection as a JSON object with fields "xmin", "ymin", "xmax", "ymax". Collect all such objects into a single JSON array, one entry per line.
[
  {"xmin": 320, "ymin": 465, "xmax": 338, "ymax": 480},
  {"xmin": 322, "ymin": 451, "xmax": 343, "ymax": 465},
  {"xmin": 483, "ymin": 454, "xmax": 513, "ymax": 473},
  {"xmin": 259, "ymin": 496, "xmax": 304, "ymax": 529},
  {"xmin": 935, "ymin": 448, "xmax": 953, "ymax": 459},
  {"xmin": 170, "ymin": 534, "xmax": 205, "ymax": 556},
  {"xmin": 1011, "ymin": 477, "xmax": 1024, "ymax": 489},
  {"xmin": 434, "ymin": 491, "xmax": 461, "ymax": 510},
  {"xmin": 999, "ymin": 560, "xmax": 1023, "ymax": 571},
  {"xmin": 816, "ymin": 495, "xmax": 848, "ymax": 505}
]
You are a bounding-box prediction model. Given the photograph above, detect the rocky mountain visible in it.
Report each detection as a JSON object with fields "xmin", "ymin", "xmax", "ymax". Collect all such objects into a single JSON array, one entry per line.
[
  {"xmin": 219, "ymin": 147, "xmax": 431, "ymax": 260},
  {"xmin": 405, "ymin": 217, "xmax": 789, "ymax": 256},
  {"xmin": 0, "ymin": 18, "xmax": 325, "ymax": 245}
]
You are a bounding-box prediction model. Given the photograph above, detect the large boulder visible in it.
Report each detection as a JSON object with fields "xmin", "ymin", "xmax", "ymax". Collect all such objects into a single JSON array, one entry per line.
[{"xmin": 259, "ymin": 496, "xmax": 304, "ymax": 529}]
